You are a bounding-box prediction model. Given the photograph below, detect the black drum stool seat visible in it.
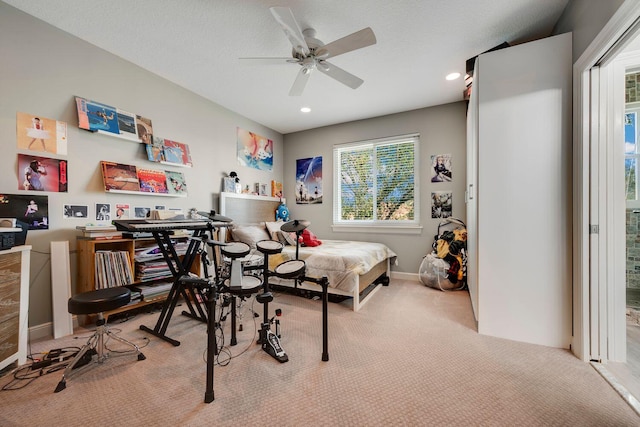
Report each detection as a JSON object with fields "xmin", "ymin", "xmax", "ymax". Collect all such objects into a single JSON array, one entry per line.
[{"xmin": 54, "ymin": 287, "xmax": 146, "ymax": 393}]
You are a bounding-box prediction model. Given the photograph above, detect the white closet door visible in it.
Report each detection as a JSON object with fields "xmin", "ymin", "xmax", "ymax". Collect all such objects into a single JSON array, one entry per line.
[{"xmin": 476, "ymin": 33, "xmax": 572, "ymax": 348}]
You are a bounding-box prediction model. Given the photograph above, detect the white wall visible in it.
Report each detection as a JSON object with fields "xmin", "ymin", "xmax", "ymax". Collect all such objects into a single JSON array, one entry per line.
[
  {"xmin": 0, "ymin": 3, "xmax": 283, "ymax": 328},
  {"xmin": 553, "ymin": 0, "xmax": 625, "ymax": 61},
  {"xmin": 282, "ymin": 102, "xmax": 468, "ymax": 275}
]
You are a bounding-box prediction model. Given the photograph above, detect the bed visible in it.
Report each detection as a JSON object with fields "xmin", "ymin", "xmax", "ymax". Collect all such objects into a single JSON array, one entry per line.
[{"xmin": 219, "ymin": 192, "xmax": 396, "ymax": 311}]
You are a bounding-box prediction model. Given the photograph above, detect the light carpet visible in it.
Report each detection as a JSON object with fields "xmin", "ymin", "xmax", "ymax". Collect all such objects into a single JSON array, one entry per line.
[{"xmin": 1, "ymin": 279, "xmax": 638, "ymax": 426}]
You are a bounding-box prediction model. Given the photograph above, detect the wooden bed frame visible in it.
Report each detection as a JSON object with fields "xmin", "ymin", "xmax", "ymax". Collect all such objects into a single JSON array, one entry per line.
[{"xmin": 219, "ymin": 192, "xmax": 391, "ymax": 311}]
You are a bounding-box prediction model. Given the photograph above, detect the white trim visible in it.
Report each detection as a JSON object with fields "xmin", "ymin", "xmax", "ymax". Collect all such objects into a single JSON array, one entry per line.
[
  {"xmin": 331, "ymin": 224, "xmax": 422, "ymax": 234},
  {"xmin": 574, "ymin": 0, "xmax": 640, "ymax": 362},
  {"xmin": 390, "ymin": 271, "xmax": 420, "ymax": 282}
]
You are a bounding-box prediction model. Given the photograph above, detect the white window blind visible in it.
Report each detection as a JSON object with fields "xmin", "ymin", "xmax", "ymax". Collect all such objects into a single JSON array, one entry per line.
[{"xmin": 333, "ymin": 134, "xmax": 419, "ymax": 226}]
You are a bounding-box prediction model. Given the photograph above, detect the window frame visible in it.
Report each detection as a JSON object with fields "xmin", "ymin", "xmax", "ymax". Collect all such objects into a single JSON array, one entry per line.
[{"xmin": 332, "ymin": 133, "xmax": 421, "ymax": 234}]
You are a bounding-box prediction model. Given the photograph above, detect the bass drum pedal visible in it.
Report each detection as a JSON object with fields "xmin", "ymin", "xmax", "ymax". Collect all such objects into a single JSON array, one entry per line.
[{"xmin": 264, "ymin": 329, "xmax": 288, "ymax": 363}]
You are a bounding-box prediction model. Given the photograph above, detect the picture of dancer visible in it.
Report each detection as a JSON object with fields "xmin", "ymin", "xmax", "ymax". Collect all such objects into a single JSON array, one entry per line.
[
  {"xmin": 16, "ymin": 112, "xmax": 68, "ymax": 155},
  {"xmin": 27, "ymin": 117, "xmax": 49, "ymax": 151},
  {"xmin": 18, "ymin": 154, "xmax": 67, "ymax": 192},
  {"xmin": 0, "ymin": 194, "xmax": 48, "ymax": 230},
  {"xmin": 23, "ymin": 159, "xmax": 47, "ymax": 191}
]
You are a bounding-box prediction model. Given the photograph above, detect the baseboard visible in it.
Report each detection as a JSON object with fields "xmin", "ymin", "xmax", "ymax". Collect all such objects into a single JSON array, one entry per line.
[
  {"xmin": 29, "ymin": 316, "xmax": 79, "ymax": 342},
  {"xmin": 390, "ymin": 271, "xmax": 420, "ymax": 282}
]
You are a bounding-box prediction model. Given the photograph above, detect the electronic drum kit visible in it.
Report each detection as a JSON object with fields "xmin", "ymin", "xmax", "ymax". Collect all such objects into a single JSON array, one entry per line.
[{"xmin": 178, "ymin": 214, "xmax": 329, "ymax": 404}]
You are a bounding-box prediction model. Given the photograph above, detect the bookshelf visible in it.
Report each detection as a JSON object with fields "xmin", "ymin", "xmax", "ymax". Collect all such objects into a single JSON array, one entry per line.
[{"xmin": 76, "ymin": 236, "xmax": 200, "ymax": 321}]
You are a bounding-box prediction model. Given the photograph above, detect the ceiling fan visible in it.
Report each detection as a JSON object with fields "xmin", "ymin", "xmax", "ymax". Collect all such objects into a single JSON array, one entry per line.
[{"xmin": 241, "ymin": 7, "xmax": 377, "ymax": 96}]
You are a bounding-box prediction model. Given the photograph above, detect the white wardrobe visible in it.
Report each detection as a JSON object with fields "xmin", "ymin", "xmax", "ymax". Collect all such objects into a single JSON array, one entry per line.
[{"xmin": 466, "ymin": 33, "xmax": 572, "ymax": 348}]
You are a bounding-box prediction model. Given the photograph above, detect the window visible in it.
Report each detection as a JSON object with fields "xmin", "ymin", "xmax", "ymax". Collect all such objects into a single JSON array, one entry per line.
[
  {"xmin": 626, "ymin": 108, "xmax": 640, "ymax": 207},
  {"xmin": 333, "ymin": 134, "xmax": 419, "ymax": 229}
]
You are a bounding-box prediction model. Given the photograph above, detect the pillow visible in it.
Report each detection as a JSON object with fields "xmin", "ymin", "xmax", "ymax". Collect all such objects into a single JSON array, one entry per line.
[
  {"xmin": 278, "ymin": 230, "xmax": 299, "ymax": 246},
  {"xmin": 264, "ymin": 221, "xmax": 284, "ymax": 241},
  {"xmin": 229, "ymin": 224, "xmax": 271, "ymax": 249}
]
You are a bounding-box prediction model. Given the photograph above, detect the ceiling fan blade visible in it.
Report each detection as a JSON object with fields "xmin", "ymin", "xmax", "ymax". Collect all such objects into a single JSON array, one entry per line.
[
  {"xmin": 270, "ymin": 7, "xmax": 310, "ymax": 56},
  {"xmin": 316, "ymin": 27, "xmax": 376, "ymax": 59},
  {"xmin": 289, "ymin": 67, "xmax": 311, "ymax": 96},
  {"xmin": 317, "ymin": 61, "xmax": 364, "ymax": 89},
  {"xmin": 239, "ymin": 57, "xmax": 298, "ymax": 65}
]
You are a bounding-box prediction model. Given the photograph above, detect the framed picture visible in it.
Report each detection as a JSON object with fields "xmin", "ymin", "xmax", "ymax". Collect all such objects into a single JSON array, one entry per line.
[{"xmin": 259, "ymin": 183, "xmax": 268, "ymax": 196}]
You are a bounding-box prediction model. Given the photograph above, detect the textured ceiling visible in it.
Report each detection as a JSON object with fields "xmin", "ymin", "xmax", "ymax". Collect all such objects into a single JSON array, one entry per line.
[{"xmin": 3, "ymin": 0, "xmax": 569, "ymax": 134}]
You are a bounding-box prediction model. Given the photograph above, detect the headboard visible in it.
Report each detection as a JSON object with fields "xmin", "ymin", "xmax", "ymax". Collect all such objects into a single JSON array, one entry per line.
[{"xmin": 219, "ymin": 192, "xmax": 284, "ymax": 225}]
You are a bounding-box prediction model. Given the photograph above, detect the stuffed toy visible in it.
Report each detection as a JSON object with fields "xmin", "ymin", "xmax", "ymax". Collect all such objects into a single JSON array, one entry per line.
[
  {"xmin": 275, "ymin": 203, "xmax": 289, "ymax": 221},
  {"xmin": 300, "ymin": 229, "xmax": 322, "ymax": 247}
]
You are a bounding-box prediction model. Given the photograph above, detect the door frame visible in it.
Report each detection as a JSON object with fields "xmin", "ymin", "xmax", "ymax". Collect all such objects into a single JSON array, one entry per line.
[{"xmin": 574, "ymin": 0, "xmax": 640, "ymax": 362}]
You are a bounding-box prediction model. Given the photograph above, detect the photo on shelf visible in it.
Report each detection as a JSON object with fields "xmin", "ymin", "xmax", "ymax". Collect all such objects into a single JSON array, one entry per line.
[
  {"xmin": 145, "ymin": 136, "xmax": 165, "ymax": 163},
  {"xmin": 271, "ymin": 180, "xmax": 283, "ymax": 198},
  {"xmin": 75, "ymin": 96, "xmax": 120, "ymax": 135},
  {"xmin": 223, "ymin": 177, "xmax": 236, "ymax": 193},
  {"xmin": 163, "ymin": 139, "xmax": 192, "ymax": 167},
  {"xmin": 136, "ymin": 115, "xmax": 153, "ymax": 145},
  {"xmin": 100, "ymin": 161, "xmax": 140, "ymax": 192},
  {"xmin": 138, "ymin": 168, "xmax": 169, "ymax": 194},
  {"xmin": 63, "ymin": 204, "xmax": 88, "ymax": 219},
  {"xmin": 116, "ymin": 109, "xmax": 138, "ymax": 140},
  {"xmin": 165, "ymin": 170, "xmax": 187, "ymax": 195},
  {"xmin": 16, "ymin": 112, "xmax": 68, "ymax": 155},
  {"xmin": 18, "ymin": 154, "xmax": 68, "ymax": 193},
  {"xmin": 0, "ymin": 193, "xmax": 49, "ymax": 230}
]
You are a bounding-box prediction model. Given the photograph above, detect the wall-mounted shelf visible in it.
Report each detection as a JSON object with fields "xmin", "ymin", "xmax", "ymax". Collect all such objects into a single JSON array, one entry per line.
[
  {"xmin": 156, "ymin": 160, "xmax": 191, "ymax": 169},
  {"xmin": 90, "ymin": 129, "xmax": 141, "ymax": 143},
  {"xmin": 104, "ymin": 189, "xmax": 187, "ymax": 197}
]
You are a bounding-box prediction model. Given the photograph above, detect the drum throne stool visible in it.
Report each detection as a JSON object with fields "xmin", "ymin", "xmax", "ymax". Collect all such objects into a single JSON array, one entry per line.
[{"xmin": 54, "ymin": 287, "xmax": 146, "ymax": 393}]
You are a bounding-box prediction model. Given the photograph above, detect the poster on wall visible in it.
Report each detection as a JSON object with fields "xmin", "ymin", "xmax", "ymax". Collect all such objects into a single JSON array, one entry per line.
[
  {"xmin": 63, "ymin": 205, "xmax": 88, "ymax": 219},
  {"xmin": 96, "ymin": 203, "xmax": 111, "ymax": 221},
  {"xmin": 0, "ymin": 194, "xmax": 49, "ymax": 230},
  {"xmin": 16, "ymin": 112, "xmax": 68, "ymax": 155},
  {"xmin": 237, "ymin": 127, "xmax": 273, "ymax": 171},
  {"xmin": 18, "ymin": 154, "xmax": 68, "ymax": 192},
  {"xmin": 430, "ymin": 154, "xmax": 452, "ymax": 183},
  {"xmin": 431, "ymin": 191, "xmax": 452, "ymax": 219},
  {"xmin": 134, "ymin": 207, "xmax": 151, "ymax": 218},
  {"xmin": 75, "ymin": 96, "xmax": 120, "ymax": 135},
  {"xmin": 115, "ymin": 203, "xmax": 130, "ymax": 219},
  {"xmin": 296, "ymin": 156, "xmax": 322, "ymax": 204}
]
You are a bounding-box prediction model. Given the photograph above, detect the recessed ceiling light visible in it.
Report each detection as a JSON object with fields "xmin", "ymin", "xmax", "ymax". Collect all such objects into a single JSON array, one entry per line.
[
  {"xmin": 300, "ymin": 107, "xmax": 311, "ymax": 113},
  {"xmin": 446, "ymin": 72, "xmax": 461, "ymax": 81}
]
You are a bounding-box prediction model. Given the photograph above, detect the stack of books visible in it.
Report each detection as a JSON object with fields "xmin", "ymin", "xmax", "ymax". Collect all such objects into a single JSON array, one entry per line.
[{"xmin": 76, "ymin": 225, "xmax": 122, "ymax": 240}]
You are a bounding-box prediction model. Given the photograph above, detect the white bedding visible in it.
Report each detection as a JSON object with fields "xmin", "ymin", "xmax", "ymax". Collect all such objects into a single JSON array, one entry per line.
[{"xmin": 267, "ymin": 240, "xmax": 397, "ymax": 292}]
